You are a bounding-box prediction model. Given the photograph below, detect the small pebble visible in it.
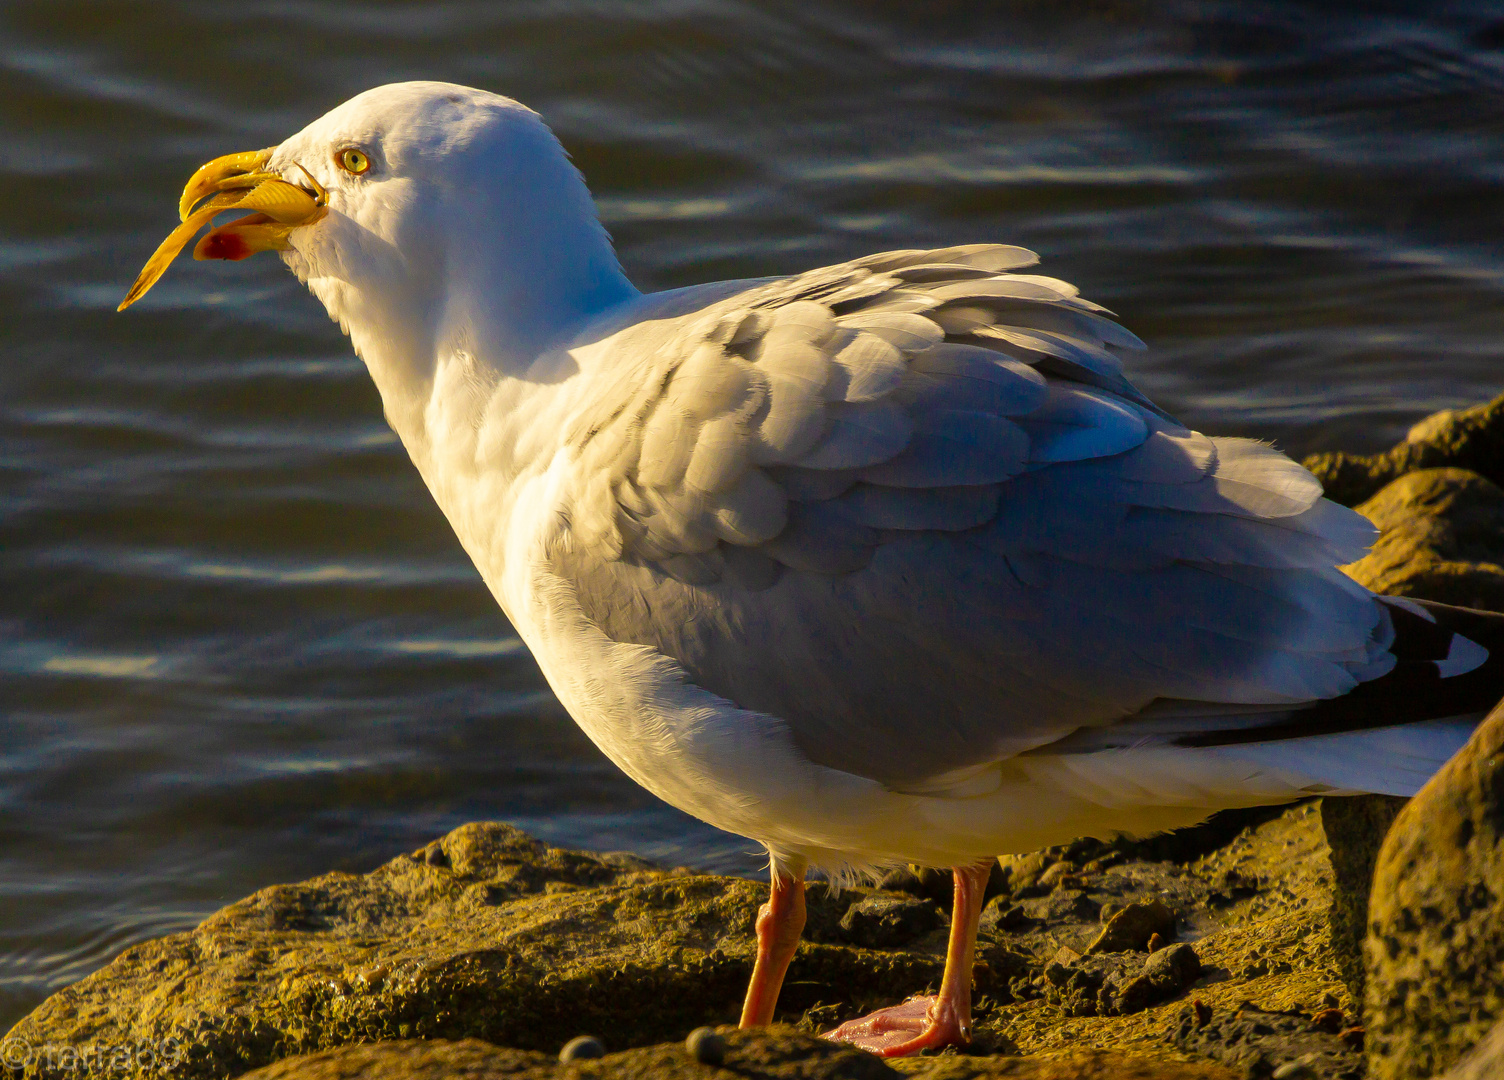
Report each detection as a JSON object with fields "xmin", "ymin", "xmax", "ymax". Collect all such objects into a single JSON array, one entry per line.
[
  {"xmin": 1309, "ymin": 1007, "xmax": 1344, "ymax": 1032},
  {"xmin": 1037, "ymin": 861, "xmax": 1077, "ymax": 888},
  {"xmin": 559, "ymin": 1036, "xmax": 605, "ymax": 1062},
  {"xmin": 1272, "ymin": 1058, "xmax": 1316, "ymax": 1079},
  {"xmin": 684, "ymin": 1027, "xmax": 726, "ymax": 1066},
  {"xmin": 1192, "ymin": 999, "xmax": 1213, "ymax": 1029}
]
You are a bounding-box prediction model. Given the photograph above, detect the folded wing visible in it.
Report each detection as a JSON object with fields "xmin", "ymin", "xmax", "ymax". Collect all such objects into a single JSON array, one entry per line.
[{"xmin": 551, "ymin": 245, "xmax": 1392, "ymax": 788}]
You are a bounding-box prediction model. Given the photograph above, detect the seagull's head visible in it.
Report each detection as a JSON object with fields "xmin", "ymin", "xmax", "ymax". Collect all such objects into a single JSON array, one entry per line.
[{"xmin": 120, "ymin": 81, "xmax": 633, "ymax": 371}]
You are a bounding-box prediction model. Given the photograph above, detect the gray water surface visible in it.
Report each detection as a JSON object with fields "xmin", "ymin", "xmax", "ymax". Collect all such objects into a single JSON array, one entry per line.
[{"xmin": 4, "ymin": 0, "xmax": 1504, "ymax": 1030}]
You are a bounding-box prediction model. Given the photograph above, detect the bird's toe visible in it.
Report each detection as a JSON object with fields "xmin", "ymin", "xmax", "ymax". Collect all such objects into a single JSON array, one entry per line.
[{"xmin": 821, "ymin": 995, "xmax": 966, "ymax": 1057}]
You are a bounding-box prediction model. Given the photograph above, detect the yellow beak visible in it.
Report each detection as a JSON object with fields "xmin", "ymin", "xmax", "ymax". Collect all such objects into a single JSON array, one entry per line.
[{"xmin": 118, "ymin": 147, "xmax": 328, "ymax": 311}]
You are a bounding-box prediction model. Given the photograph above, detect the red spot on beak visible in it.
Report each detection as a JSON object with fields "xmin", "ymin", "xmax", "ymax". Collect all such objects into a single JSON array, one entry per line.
[{"xmin": 200, "ymin": 231, "xmax": 252, "ymax": 261}]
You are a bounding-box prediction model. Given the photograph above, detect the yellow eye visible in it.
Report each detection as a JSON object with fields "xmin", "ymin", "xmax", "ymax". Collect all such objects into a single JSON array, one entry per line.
[{"xmin": 337, "ymin": 148, "xmax": 370, "ymax": 175}]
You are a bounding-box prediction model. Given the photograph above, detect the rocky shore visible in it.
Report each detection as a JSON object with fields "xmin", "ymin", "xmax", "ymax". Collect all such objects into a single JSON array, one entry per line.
[{"xmin": 9, "ymin": 395, "xmax": 1504, "ymax": 1080}]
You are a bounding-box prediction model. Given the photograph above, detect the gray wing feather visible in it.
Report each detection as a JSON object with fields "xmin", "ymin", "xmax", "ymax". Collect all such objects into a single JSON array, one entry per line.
[
  {"xmin": 829, "ymin": 333, "xmax": 907, "ymax": 402},
  {"xmin": 836, "ymin": 311, "xmax": 946, "ymax": 352},
  {"xmin": 684, "ymin": 413, "xmax": 752, "ymax": 494},
  {"xmin": 856, "ymin": 410, "xmax": 1030, "ymax": 487},
  {"xmin": 637, "ymin": 407, "xmax": 697, "ymax": 491},
  {"xmin": 551, "ymin": 245, "xmax": 1389, "ymax": 787},
  {"xmin": 906, "ymin": 343, "xmax": 1049, "ymax": 414},
  {"xmin": 922, "ymin": 277, "xmax": 1071, "ymax": 304},
  {"xmin": 712, "ymin": 469, "xmax": 787, "ymax": 545},
  {"xmin": 753, "ymin": 375, "xmax": 826, "ymax": 462},
  {"xmin": 1017, "ymin": 384, "xmax": 1149, "ymax": 463},
  {"xmin": 889, "ymin": 263, "xmax": 1003, "ymax": 283},
  {"xmin": 839, "ymin": 291, "xmax": 941, "ymax": 316},
  {"xmin": 1114, "ymin": 424, "xmax": 1217, "ymax": 483},
  {"xmin": 851, "ymin": 244, "xmax": 1040, "ymax": 272},
  {"xmin": 771, "ymin": 465, "xmax": 861, "ymax": 502},
  {"xmin": 760, "ymin": 502, "xmax": 878, "ymax": 574},
  {"xmin": 835, "ymin": 483, "xmax": 1001, "ymax": 532},
  {"xmin": 979, "ymin": 301, "xmax": 1147, "ymax": 351},
  {"xmin": 799, "ymin": 401, "xmax": 913, "ymax": 470}
]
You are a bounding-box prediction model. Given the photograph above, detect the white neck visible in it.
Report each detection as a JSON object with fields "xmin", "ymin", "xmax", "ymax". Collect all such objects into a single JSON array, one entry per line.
[{"xmin": 292, "ymin": 120, "xmax": 638, "ymax": 458}]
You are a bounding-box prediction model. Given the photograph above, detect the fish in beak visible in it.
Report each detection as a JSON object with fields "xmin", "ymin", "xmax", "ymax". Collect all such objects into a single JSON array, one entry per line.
[{"xmin": 118, "ymin": 148, "xmax": 328, "ymax": 311}]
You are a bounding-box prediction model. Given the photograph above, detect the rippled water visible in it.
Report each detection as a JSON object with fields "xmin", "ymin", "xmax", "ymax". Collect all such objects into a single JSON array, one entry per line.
[{"xmin": 4, "ymin": 0, "xmax": 1504, "ymax": 1030}]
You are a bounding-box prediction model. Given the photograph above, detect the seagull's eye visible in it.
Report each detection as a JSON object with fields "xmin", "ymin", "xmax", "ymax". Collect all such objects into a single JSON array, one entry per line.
[{"xmin": 336, "ymin": 148, "xmax": 371, "ymax": 175}]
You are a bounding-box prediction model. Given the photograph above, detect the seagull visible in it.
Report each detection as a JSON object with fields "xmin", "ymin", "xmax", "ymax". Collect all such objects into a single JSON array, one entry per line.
[{"xmin": 120, "ymin": 81, "xmax": 1504, "ymax": 1056}]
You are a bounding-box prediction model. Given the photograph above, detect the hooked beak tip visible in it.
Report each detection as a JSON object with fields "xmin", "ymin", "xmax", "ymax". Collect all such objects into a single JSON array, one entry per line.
[
  {"xmin": 178, "ymin": 147, "xmax": 276, "ymax": 222},
  {"xmin": 118, "ymin": 146, "xmax": 326, "ymax": 311}
]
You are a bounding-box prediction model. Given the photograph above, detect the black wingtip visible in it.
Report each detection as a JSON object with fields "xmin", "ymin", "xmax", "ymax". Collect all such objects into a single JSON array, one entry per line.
[{"xmin": 1177, "ymin": 597, "xmax": 1504, "ymax": 748}]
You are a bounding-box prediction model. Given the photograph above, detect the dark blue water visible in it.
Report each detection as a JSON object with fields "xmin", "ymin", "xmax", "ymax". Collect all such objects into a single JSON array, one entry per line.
[{"xmin": 3, "ymin": 0, "xmax": 1504, "ymax": 1030}]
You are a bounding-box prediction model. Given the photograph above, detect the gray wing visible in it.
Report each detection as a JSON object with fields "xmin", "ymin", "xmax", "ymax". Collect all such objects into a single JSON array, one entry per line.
[{"xmin": 551, "ymin": 245, "xmax": 1389, "ymax": 789}]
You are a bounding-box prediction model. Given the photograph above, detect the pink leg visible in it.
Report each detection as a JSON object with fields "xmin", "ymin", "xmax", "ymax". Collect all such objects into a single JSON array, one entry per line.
[
  {"xmin": 739, "ymin": 859, "xmax": 808, "ymax": 1027},
  {"xmin": 823, "ymin": 860, "xmax": 994, "ymax": 1057}
]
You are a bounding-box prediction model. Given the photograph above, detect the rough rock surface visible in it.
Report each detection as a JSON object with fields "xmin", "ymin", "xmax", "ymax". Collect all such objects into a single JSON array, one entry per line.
[
  {"xmin": 6, "ymin": 805, "xmax": 1362, "ymax": 1080},
  {"xmin": 1171, "ymin": 1003, "xmax": 1364, "ymax": 1080},
  {"xmin": 1366, "ymin": 701, "xmax": 1504, "ymax": 1080},
  {"xmin": 229, "ymin": 1029, "xmax": 1243, "ymax": 1080},
  {"xmin": 1084, "ymin": 900, "xmax": 1176, "ymax": 956},
  {"xmin": 3, "ymin": 824, "xmax": 944, "ymax": 1080},
  {"xmin": 964, "ymin": 803, "xmax": 1362, "ymax": 1079},
  {"xmin": 234, "ymin": 1030, "xmax": 897, "ymax": 1080},
  {"xmin": 237, "ymin": 1038, "xmax": 556, "ymax": 1079},
  {"xmin": 1304, "ymin": 392, "xmax": 1504, "ymax": 508},
  {"xmin": 1341, "ymin": 468, "xmax": 1504, "ymax": 612},
  {"xmin": 839, "ymin": 896, "xmax": 943, "ymax": 950},
  {"xmin": 1040, "ymin": 943, "xmax": 1201, "ymax": 1019}
]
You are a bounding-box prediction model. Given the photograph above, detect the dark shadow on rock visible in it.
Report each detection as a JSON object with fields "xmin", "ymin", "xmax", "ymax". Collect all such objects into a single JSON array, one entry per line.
[
  {"xmin": 230, "ymin": 1028, "xmax": 1245, "ymax": 1079},
  {"xmin": 1320, "ymin": 794, "xmax": 1408, "ymax": 1006},
  {"xmin": 234, "ymin": 1029, "xmax": 895, "ymax": 1080}
]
